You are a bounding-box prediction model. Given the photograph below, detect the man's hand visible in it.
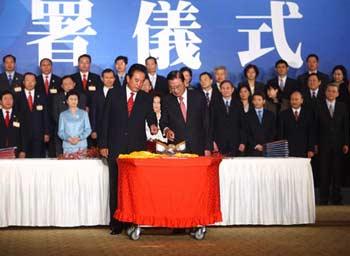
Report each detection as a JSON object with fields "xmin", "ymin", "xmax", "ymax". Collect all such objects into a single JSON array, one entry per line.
[
  {"xmin": 91, "ymin": 132, "xmax": 97, "ymax": 140},
  {"xmin": 100, "ymin": 148, "xmax": 109, "ymax": 158},
  {"xmin": 165, "ymin": 128, "xmax": 175, "ymax": 141},
  {"xmin": 150, "ymin": 125, "xmax": 158, "ymax": 135},
  {"xmin": 255, "ymin": 144, "xmax": 263, "ymax": 152},
  {"xmin": 204, "ymin": 150, "xmax": 211, "ymax": 156},
  {"xmin": 44, "ymin": 134, "xmax": 50, "ymax": 143},
  {"xmin": 18, "ymin": 152, "xmax": 26, "ymax": 158},
  {"xmin": 238, "ymin": 144, "xmax": 245, "ymax": 152},
  {"xmin": 343, "ymin": 145, "xmax": 349, "ymax": 154},
  {"xmin": 307, "ymin": 151, "xmax": 314, "ymax": 159}
]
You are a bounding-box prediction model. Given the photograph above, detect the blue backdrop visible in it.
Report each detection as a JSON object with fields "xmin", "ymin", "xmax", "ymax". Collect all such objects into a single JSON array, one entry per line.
[{"xmin": 0, "ymin": 0, "xmax": 349, "ymax": 84}]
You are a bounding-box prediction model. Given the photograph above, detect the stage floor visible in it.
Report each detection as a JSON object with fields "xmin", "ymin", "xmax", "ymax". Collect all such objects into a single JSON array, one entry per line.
[{"xmin": 1, "ymin": 206, "xmax": 349, "ymax": 256}]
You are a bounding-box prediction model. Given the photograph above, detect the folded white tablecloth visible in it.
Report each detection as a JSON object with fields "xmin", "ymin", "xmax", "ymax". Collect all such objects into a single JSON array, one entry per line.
[
  {"xmin": 217, "ymin": 158, "xmax": 315, "ymax": 225},
  {"xmin": 0, "ymin": 159, "xmax": 109, "ymax": 227}
]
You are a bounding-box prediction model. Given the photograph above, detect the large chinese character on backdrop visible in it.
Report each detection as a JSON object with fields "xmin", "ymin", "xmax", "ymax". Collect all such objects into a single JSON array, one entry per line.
[
  {"xmin": 27, "ymin": 0, "xmax": 96, "ymax": 66},
  {"xmin": 236, "ymin": 0, "xmax": 303, "ymax": 68},
  {"xmin": 134, "ymin": 0, "xmax": 202, "ymax": 70}
]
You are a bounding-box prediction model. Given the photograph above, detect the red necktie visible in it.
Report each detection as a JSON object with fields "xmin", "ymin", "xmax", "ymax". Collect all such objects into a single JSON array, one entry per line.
[
  {"xmin": 179, "ymin": 96, "xmax": 187, "ymax": 122},
  {"xmin": 28, "ymin": 91, "xmax": 33, "ymax": 111},
  {"xmin": 294, "ymin": 110, "xmax": 299, "ymax": 121},
  {"xmin": 127, "ymin": 92, "xmax": 134, "ymax": 117},
  {"xmin": 44, "ymin": 75, "xmax": 49, "ymax": 95},
  {"xmin": 82, "ymin": 74, "xmax": 87, "ymax": 91},
  {"xmin": 5, "ymin": 111, "xmax": 10, "ymax": 128}
]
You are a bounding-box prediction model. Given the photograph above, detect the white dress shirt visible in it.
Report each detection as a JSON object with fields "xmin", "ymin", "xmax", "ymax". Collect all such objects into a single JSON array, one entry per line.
[
  {"xmin": 148, "ymin": 73, "xmax": 157, "ymax": 88},
  {"xmin": 126, "ymin": 85, "xmax": 137, "ymax": 101},
  {"xmin": 2, "ymin": 108, "xmax": 12, "ymax": 119},
  {"xmin": 25, "ymin": 89, "xmax": 35, "ymax": 99},
  {"xmin": 103, "ymin": 86, "xmax": 112, "ymax": 98}
]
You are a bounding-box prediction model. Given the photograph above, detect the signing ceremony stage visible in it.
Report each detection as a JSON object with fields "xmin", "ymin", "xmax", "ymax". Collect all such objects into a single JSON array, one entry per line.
[{"xmin": 0, "ymin": 0, "xmax": 350, "ymax": 256}]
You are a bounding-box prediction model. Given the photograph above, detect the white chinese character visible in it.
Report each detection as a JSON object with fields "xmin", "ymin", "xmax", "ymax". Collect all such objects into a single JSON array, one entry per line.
[
  {"xmin": 236, "ymin": 1, "xmax": 303, "ymax": 68},
  {"xmin": 27, "ymin": 0, "xmax": 97, "ymax": 66},
  {"xmin": 134, "ymin": 0, "xmax": 202, "ymax": 70}
]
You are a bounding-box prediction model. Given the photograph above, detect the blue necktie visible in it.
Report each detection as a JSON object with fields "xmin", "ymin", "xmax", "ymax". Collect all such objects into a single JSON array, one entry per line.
[
  {"xmin": 119, "ymin": 76, "xmax": 124, "ymax": 85},
  {"xmin": 8, "ymin": 74, "xmax": 12, "ymax": 85},
  {"xmin": 258, "ymin": 110, "xmax": 263, "ymax": 124},
  {"xmin": 225, "ymin": 100, "xmax": 230, "ymax": 114}
]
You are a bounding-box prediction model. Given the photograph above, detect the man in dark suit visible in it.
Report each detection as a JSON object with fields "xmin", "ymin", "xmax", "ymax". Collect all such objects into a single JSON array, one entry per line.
[
  {"xmin": 198, "ymin": 72, "xmax": 220, "ymax": 107},
  {"xmin": 297, "ymin": 54, "xmax": 329, "ymax": 91},
  {"xmin": 210, "ymin": 80, "xmax": 246, "ymax": 156},
  {"xmin": 145, "ymin": 56, "xmax": 169, "ymax": 95},
  {"xmin": 316, "ymin": 83, "xmax": 349, "ymax": 205},
  {"xmin": 160, "ymin": 70, "xmax": 211, "ymax": 156},
  {"xmin": 0, "ymin": 54, "xmax": 23, "ymax": 95},
  {"xmin": 90, "ymin": 69, "xmax": 115, "ymax": 139},
  {"xmin": 267, "ymin": 59, "xmax": 299, "ymax": 100},
  {"xmin": 213, "ymin": 66, "xmax": 228, "ymax": 91},
  {"xmin": 15, "ymin": 73, "xmax": 49, "ymax": 158},
  {"xmin": 71, "ymin": 54, "xmax": 102, "ymax": 147},
  {"xmin": 114, "ymin": 56, "xmax": 128, "ymax": 87},
  {"xmin": 279, "ymin": 91, "xmax": 315, "ymax": 158},
  {"xmin": 301, "ymin": 73, "xmax": 325, "ymax": 111},
  {"xmin": 70, "ymin": 54, "xmax": 102, "ymax": 108},
  {"xmin": 99, "ymin": 64, "xmax": 158, "ymax": 235},
  {"xmin": 51, "ymin": 75, "xmax": 87, "ymax": 156},
  {"xmin": 246, "ymin": 92, "xmax": 276, "ymax": 156},
  {"xmin": 0, "ymin": 90, "xmax": 26, "ymax": 158},
  {"xmin": 36, "ymin": 58, "xmax": 62, "ymax": 157}
]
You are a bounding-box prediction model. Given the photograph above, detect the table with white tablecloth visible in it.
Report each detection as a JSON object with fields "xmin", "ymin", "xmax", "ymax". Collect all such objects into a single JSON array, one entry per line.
[
  {"xmin": 217, "ymin": 158, "xmax": 315, "ymax": 225},
  {"xmin": 0, "ymin": 159, "xmax": 109, "ymax": 227}
]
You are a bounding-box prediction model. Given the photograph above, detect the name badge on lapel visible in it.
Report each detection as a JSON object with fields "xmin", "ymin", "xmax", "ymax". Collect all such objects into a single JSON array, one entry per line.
[
  {"xmin": 88, "ymin": 85, "xmax": 96, "ymax": 91},
  {"xmin": 13, "ymin": 121, "xmax": 20, "ymax": 128},
  {"xmin": 14, "ymin": 87, "xmax": 22, "ymax": 92},
  {"xmin": 36, "ymin": 105, "xmax": 43, "ymax": 111},
  {"xmin": 50, "ymin": 88, "xmax": 58, "ymax": 94}
]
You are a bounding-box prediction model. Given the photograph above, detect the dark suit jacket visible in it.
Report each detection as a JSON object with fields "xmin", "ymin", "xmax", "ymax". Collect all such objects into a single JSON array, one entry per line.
[
  {"xmin": 15, "ymin": 90, "xmax": 50, "ymax": 142},
  {"xmin": 238, "ymin": 81, "xmax": 265, "ymax": 94},
  {"xmin": 114, "ymin": 73, "xmax": 127, "ymax": 87},
  {"xmin": 152, "ymin": 74, "xmax": 169, "ymax": 95},
  {"xmin": 36, "ymin": 74, "xmax": 62, "ymax": 96},
  {"xmin": 278, "ymin": 107, "xmax": 315, "ymax": 157},
  {"xmin": 90, "ymin": 86, "xmax": 111, "ymax": 135},
  {"xmin": 98, "ymin": 86, "xmax": 157, "ymax": 158},
  {"xmin": 245, "ymin": 109, "xmax": 276, "ymax": 156},
  {"xmin": 0, "ymin": 72, "xmax": 24, "ymax": 95},
  {"xmin": 71, "ymin": 72, "xmax": 102, "ymax": 108},
  {"xmin": 315, "ymin": 100, "xmax": 349, "ymax": 150},
  {"xmin": 302, "ymin": 88, "xmax": 325, "ymax": 115},
  {"xmin": 267, "ymin": 77, "xmax": 299, "ymax": 99},
  {"xmin": 0, "ymin": 109, "xmax": 26, "ymax": 154},
  {"xmin": 198, "ymin": 87, "xmax": 221, "ymax": 108},
  {"xmin": 160, "ymin": 89, "xmax": 210, "ymax": 155},
  {"xmin": 297, "ymin": 71, "xmax": 329, "ymax": 91},
  {"xmin": 210, "ymin": 98, "xmax": 246, "ymax": 155}
]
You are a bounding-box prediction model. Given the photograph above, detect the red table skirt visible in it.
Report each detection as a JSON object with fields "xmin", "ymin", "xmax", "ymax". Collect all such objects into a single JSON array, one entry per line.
[{"xmin": 114, "ymin": 157, "xmax": 222, "ymax": 228}]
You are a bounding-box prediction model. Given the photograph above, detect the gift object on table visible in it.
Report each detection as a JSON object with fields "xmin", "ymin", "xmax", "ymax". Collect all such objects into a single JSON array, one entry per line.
[
  {"xmin": 0, "ymin": 147, "xmax": 17, "ymax": 159},
  {"xmin": 263, "ymin": 140, "xmax": 289, "ymax": 157},
  {"xmin": 156, "ymin": 141, "xmax": 186, "ymax": 155}
]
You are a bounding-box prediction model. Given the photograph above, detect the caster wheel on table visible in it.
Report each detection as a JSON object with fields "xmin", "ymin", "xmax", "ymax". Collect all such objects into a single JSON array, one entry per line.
[
  {"xmin": 130, "ymin": 227, "xmax": 141, "ymax": 241},
  {"xmin": 193, "ymin": 228, "xmax": 206, "ymax": 240},
  {"xmin": 127, "ymin": 226, "xmax": 136, "ymax": 236}
]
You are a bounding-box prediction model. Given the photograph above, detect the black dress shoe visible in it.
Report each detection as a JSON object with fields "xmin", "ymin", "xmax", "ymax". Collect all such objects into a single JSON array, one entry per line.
[
  {"xmin": 110, "ymin": 222, "xmax": 124, "ymax": 235},
  {"xmin": 331, "ymin": 200, "xmax": 343, "ymax": 205},
  {"xmin": 319, "ymin": 201, "xmax": 328, "ymax": 206},
  {"xmin": 110, "ymin": 226, "xmax": 123, "ymax": 235}
]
